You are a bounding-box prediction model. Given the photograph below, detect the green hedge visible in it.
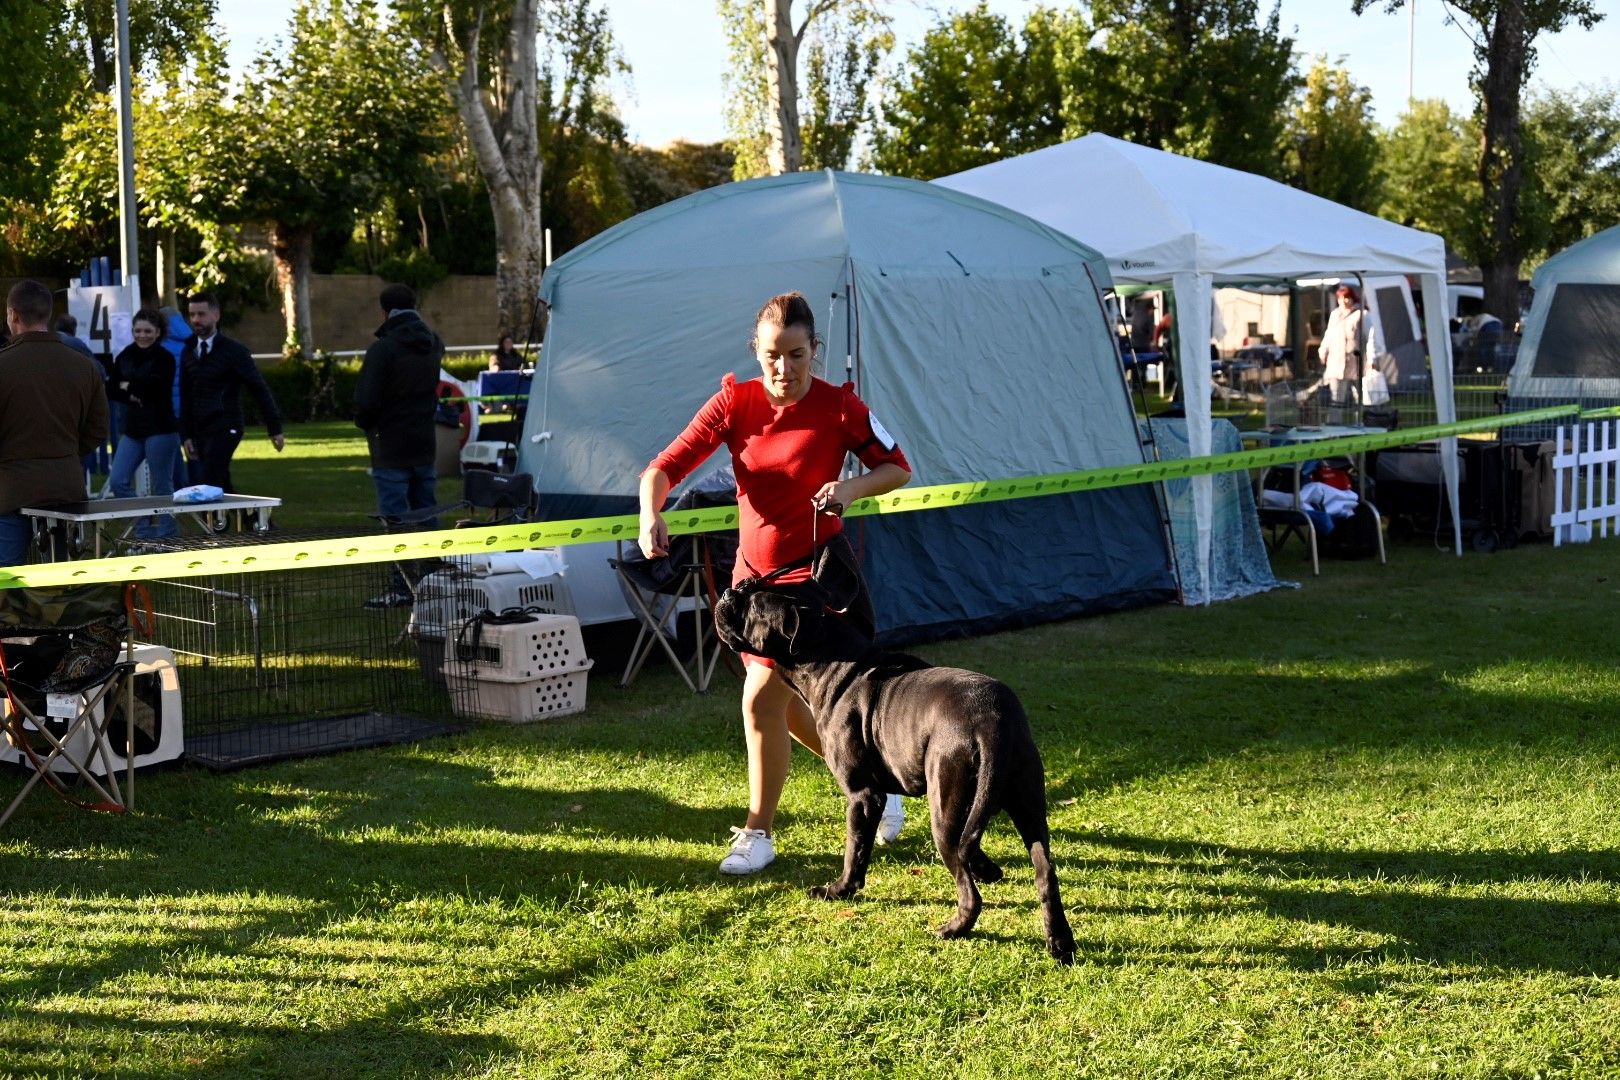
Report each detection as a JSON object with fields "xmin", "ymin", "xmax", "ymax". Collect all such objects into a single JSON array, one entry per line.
[{"xmin": 245, "ymin": 351, "xmax": 501, "ymax": 423}]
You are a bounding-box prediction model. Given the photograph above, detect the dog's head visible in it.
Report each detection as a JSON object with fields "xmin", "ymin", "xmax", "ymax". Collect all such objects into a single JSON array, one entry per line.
[{"xmin": 713, "ymin": 582, "xmax": 827, "ymax": 664}]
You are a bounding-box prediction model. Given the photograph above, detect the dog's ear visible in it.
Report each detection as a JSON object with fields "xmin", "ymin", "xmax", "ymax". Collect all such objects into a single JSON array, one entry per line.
[
  {"xmin": 782, "ymin": 597, "xmax": 823, "ymax": 659},
  {"xmin": 713, "ymin": 588, "xmax": 749, "ymax": 653},
  {"xmin": 775, "ymin": 601, "xmax": 802, "ymax": 657}
]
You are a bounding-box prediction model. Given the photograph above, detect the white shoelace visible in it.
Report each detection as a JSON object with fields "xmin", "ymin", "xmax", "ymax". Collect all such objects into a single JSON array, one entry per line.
[{"xmin": 728, "ymin": 825, "xmax": 765, "ymax": 850}]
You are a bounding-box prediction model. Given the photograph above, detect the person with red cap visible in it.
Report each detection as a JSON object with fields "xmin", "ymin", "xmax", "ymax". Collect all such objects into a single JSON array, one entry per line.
[{"xmin": 1319, "ymin": 283, "xmax": 1366, "ymax": 422}]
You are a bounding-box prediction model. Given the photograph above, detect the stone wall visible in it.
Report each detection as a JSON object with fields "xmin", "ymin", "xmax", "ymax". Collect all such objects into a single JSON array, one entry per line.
[
  {"xmin": 230, "ymin": 274, "xmax": 501, "ymax": 356},
  {"xmin": 3, "ymin": 273, "xmax": 501, "ymax": 357}
]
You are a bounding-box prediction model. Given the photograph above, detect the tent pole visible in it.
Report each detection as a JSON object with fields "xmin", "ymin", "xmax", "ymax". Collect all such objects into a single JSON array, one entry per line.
[
  {"xmin": 1093, "ymin": 272, "xmax": 1184, "ymax": 605},
  {"xmin": 1173, "ymin": 271, "xmax": 1217, "ymax": 604},
  {"xmin": 1418, "ymin": 271, "xmax": 1464, "ymax": 554}
]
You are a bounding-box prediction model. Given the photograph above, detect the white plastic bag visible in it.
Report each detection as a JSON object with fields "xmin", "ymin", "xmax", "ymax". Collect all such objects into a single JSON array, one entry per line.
[
  {"xmin": 1361, "ymin": 367, "xmax": 1391, "ymax": 406},
  {"xmin": 173, "ymin": 484, "xmax": 225, "ymax": 504}
]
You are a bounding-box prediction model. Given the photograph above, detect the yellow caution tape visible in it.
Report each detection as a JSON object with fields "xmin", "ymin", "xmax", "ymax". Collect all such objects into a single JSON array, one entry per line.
[{"xmin": 0, "ymin": 404, "xmax": 1585, "ymax": 590}]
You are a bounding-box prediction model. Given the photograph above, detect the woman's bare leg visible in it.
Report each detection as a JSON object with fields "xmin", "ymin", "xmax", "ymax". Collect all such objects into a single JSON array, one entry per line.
[{"xmin": 741, "ymin": 664, "xmax": 820, "ymax": 833}]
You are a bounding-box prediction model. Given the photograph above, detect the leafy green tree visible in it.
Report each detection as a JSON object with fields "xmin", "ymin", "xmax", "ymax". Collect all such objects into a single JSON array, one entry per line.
[
  {"xmin": 1352, "ymin": 0, "xmax": 1605, "ymax": 320},
  {"xmin": 800, "ymin": 7, "xmax": 890, "ymax": 172},
  {"xmin": 868, "ymin": 4, "xmax": 1068, "ymax": 180},
  {"xmin": 2, "ymin": 2, "xmax": 216, "ymax": 273},
  {"xmin": 720, "ymin": 0, "xmax": 891, "ymax": 177},
  {"xmin": 1059, "ymin": 0, "xmax": 1299, "ymax": 178},
  {"xmin": 0, "ymin": 9, "xmax": 82, "ymax": 270},
  {"xmin": 396, "ymin": 0, "xmax": 543, "ymax": 333},
  {"xmin": 1285, "ymin": 57, "xmax": 1383, "ymax": 210},
  {"xmin": 536, "ymin": 1, "xmax": 635, "ymax": 255},
  {"xmin": 618, "ymin": 141, "xmax": 736, "ymax": 213},
  {"xmin": 1379, "ymin": 99, "xmax": 1484, "ymax": 264},
  {"xmin": 238, "ymin": 0, "xmax": 448, "ymax": 356},
  {"xmin": 61, "ymin": 0, "xmax": 218, "ymax": 93},
  {"xmin": 46, "ymin": 38, "xmax": 248, "ymax": 302},
  {"xmin": 1519, "ymin": 85, "xmax": 1620, "ymax": 268}
]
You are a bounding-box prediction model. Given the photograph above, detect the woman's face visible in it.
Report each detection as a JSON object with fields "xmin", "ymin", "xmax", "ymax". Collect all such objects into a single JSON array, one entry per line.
[
  {"xmin": 131, "ymin": 319, "xmax": 160, "ymax": 347},
  {"xmin": 1337, "ymin": 291, "xmax": 1355, "ymax": 309},
  {"xmin": 756, "ymin": 319, "xmax": 814, "ymax": 404}
]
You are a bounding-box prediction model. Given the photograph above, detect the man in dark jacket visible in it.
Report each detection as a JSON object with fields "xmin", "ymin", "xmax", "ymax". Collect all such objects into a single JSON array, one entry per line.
[
  {"xmin": 180, "ymin": 291, "xmax": 284, "ymax": 491},
  {"xmin": 355, "ymin": 282, "xmax": 445, "ymax": 608},
  {"xmin": 0, "ymin": 281, "xmax": 109, "ymax": 565}
]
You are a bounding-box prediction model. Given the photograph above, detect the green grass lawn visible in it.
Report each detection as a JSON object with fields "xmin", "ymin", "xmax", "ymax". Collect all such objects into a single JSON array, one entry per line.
[
  {"xmin": 225, "ymin": 419, "xmax": 454, "ymax": 532},
  {"xmin": 5, "ymin": 510, "xmax": 1620, "ymax": 1076}
]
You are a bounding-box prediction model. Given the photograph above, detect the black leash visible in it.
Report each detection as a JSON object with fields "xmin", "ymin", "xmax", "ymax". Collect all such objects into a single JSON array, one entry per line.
[{"xmin": 453, "ymin": 605, "xmax": 553, "ymax": 661}]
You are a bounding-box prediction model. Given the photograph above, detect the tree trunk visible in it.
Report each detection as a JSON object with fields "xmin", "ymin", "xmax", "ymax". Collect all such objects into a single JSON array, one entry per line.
[
  {"xmin": 1479, "ymin": 0, "xmax": 1528, "ymax": 326},
  {"xmin": 271, "ymin": 221, "xmax": 315, "ymax": 359},
  {"xmin": 435, "ymin": 0, "xmax": 543, "ymax": 335},
  {"xmin": 87, "ymin": 19, "xmax": 113, "ymax": 94},
  {"xmin": 764, "ymin": 0, "xmax": 803, "ymax": 174},
  {"xmin": 156, "ymin": 229, "xmax": 178, "ymax": 308}
]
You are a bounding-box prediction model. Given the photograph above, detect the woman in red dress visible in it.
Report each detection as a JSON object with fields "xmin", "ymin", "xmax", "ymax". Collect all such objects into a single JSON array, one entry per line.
[{"xmin": 638, "ymin": 292, "xmax": 912, "ymax": 874}]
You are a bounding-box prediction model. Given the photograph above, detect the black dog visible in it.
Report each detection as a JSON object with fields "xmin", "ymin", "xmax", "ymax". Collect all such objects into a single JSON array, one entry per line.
[{"xmin": 714, "ymin": 582, "xmax": 1077, "ymax": 964}]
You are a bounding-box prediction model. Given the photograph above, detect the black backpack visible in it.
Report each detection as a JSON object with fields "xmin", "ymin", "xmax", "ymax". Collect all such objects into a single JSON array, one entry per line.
[{"xmin": 1323, "ymin": 502, "xmax": 1380, "ymax": 559}]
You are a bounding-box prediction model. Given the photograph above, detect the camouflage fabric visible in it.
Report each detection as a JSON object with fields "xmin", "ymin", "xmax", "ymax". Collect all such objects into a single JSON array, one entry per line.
[
  {"xmin": 0, "ymin": 584, "xmax": 128, "ymax": 695},
  {"xmin": 0, "ymin": 584, "xmax": 125, "ymax": 634}
]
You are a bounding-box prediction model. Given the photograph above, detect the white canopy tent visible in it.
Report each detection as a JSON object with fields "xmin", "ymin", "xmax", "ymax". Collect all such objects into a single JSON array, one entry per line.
[{"xmin": 938, "ymin": 133, "xmax": 1462, "ymax": 598}]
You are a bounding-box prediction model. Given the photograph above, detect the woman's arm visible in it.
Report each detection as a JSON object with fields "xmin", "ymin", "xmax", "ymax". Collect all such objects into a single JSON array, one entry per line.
[
  {"xmin": 638, "ymin": 467, "xmax": 672, "ymax": 558},
  {"xmin": 816, "ymin": 461, "xmax": 911, "ymax": 514}
]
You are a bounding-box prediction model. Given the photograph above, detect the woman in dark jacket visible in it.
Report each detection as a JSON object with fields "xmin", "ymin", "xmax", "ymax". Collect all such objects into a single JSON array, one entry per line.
[
  {"xmin": 108, "ymin": 309, "xmax": 182, "ymax": 538},
  {"xmin": 488, "ymin": 331, "xmax": 523, "ymax": 372}
]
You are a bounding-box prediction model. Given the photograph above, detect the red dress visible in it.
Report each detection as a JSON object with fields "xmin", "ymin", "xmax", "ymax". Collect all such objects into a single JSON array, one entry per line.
[{"xmin": 649, "ymin": 374, "xmax": 910, "ymax": 586}]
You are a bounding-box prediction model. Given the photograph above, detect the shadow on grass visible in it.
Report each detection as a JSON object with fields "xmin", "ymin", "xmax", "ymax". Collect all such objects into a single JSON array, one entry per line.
[
  {"xmin": 1029, "ymin": 654, "xmax": 1620, "ymax": 803},
  {"xmin": 0, "ymin": 753, "xmax": 767, "ymax": 1077},
  {"xmin": 1066, "ymin": 829, "xmax": 1620, "ymax": 977}
]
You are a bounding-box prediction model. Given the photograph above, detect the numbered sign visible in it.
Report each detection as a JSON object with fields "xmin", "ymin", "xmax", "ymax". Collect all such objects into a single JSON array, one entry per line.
[{"xmin": 67, "ymin": 285, "xmax": 134, "ymax": 366}]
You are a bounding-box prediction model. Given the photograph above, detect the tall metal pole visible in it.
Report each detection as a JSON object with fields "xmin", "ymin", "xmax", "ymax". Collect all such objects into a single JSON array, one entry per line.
[
  {"xmin": 114, "ymin": 0, "xmax": 141, "ymax": 299},
  {"xmin": 1407, "ymin": 0, "xmax": 1416, "ymax": 106}
]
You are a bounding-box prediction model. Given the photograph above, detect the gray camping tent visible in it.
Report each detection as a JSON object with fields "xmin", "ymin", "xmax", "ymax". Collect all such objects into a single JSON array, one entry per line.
[
  {"xmin": 1508, "ymin": 223, "xmax": 1620, "ymax": 416},
  {"xmin": 517, "ymin": 170, "xmax": 1178, "ymax": 643}
]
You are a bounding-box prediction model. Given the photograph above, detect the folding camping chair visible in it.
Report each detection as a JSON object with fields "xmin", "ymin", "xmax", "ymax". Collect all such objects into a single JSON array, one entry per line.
[
  {"xmin": 0, "ymin": 583, "xmax": 140, "ymax": 829},
  {"xmin": 1256, "ymin": 491, "xmax": 1321, "ymax": 576},
  {"xmin": 611, "ymin": 538, "xmax": 730, "ymax": 694},
  {"xmin": 609, "ymin": 475, "xmax": 739, "ymax": 694}
]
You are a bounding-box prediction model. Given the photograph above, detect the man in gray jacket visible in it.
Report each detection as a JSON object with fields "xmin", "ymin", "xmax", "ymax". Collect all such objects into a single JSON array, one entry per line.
[{"xmin": 355, "ymin": 282, "xmax": 444, "ymax": 608}]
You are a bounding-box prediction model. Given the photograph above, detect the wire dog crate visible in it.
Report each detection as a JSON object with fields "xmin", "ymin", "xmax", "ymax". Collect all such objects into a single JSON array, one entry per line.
[{"xmin": 137, "ymin": 530, "xmax": 464, "ymax": 768}]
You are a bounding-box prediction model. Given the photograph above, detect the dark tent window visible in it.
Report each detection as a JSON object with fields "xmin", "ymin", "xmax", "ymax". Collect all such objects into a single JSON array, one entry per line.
[
  {"xmin": 1532, "ymin": 283, "xmax": 1620, "ymax": 379},
  {"xmin": 1375, "ymin": 286, "xmax": 1415, "ymax": 350}
]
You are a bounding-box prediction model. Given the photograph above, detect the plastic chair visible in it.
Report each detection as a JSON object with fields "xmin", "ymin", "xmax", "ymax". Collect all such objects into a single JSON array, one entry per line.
[{"xmin": 0, "ymin": 584, "xmax": 139, "ymax": 828}]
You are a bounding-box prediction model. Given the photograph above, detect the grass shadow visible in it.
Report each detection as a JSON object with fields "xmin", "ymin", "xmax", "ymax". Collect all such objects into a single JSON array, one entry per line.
[{"xmin": 1067, "ymin": 829, "xmax": 1620, "ymax": 977}]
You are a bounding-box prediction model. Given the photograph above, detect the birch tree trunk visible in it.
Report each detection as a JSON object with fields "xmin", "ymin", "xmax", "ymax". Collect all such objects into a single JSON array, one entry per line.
[
  {"xmin": 156, "ymin": 229, "xmax": 178, "ymax": 309},
  {"xmin": 271, "ymin": 221, "xmax": 314, "ymax": 359},
  {"xmin": 433, "ymin": 0, "xmax": 543, "ymax": 335},
  {"xmin": 764, "ymin": 0, "xmax": 803, "ymax": 174}
]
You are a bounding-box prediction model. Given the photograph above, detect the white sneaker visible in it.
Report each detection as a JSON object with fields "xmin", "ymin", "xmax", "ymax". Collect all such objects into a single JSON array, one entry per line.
[
  {"xmin": 718, "ymin": 826, "xmax": 775, "ymax": 875},
  {"xmin": 876, "ymin": 794, "xmax": 905, "ymax": 845}
]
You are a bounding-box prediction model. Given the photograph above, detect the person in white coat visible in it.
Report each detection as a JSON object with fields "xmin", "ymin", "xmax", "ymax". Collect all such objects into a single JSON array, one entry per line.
[{"xmin": 1318, "ymin": 283, "xmax": 1366, "ymax": 422}]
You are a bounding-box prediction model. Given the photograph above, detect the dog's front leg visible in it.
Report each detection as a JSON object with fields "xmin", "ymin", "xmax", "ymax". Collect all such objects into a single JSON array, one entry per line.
[{"xmin": 809, "ymin": 791, "xmax": 883, "ymax": 900}]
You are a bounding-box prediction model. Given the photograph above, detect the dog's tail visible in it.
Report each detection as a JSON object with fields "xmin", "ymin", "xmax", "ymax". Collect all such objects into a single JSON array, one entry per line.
[{"xmin": 956, "ymin": 730, "xmax": 999, "ymax": 856}]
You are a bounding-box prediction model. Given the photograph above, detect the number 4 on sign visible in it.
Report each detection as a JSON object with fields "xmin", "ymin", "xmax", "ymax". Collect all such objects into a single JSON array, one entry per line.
[{"xmin": 89, "ymin": 294, "xmax": 112, "ymax": 357}]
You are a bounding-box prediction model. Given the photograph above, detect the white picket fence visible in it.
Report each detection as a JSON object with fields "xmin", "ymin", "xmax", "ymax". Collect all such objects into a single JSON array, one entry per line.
[{"xmin": 1553, "ymin": 416, "xmax": 1620, "ymax": 545}]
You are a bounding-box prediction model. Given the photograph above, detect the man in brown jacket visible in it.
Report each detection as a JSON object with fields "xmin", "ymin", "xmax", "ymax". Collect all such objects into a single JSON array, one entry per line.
[{"xmin": 0, "ymin": 280, "xmax": 109, "ymax": 566}]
